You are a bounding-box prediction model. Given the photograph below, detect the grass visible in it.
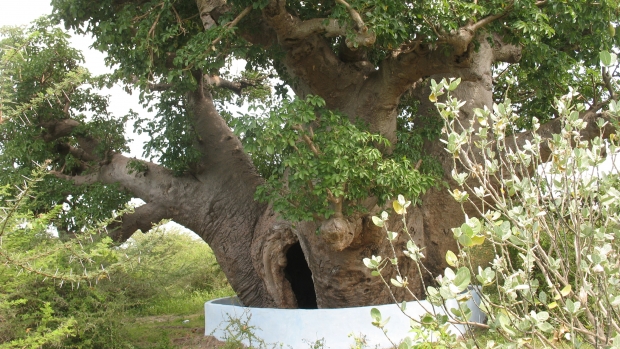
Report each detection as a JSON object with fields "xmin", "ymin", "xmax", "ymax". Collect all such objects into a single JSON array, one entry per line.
[
  {"xmin": 124, "ymin": 313, "xmax": 206, "ymax": 349},
  {"xmin": 117, "ymin": 228, "xmax": 236, "ymax": 348},
  {"xmin": 138, "ymin": 289, "xmax": 235, "ymax": 316}
]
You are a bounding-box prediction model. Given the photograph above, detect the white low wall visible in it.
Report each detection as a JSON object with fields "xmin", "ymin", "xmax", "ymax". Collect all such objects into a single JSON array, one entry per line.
[{"xmin": 205, "ymin": 289, "xmax": 485, "ymax": 348}]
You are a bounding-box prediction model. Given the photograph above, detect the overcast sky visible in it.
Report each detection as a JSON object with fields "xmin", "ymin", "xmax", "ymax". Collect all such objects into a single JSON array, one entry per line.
[{"xmin": 1, "ymin": 0, "xmax": 150, "ymax": 158}]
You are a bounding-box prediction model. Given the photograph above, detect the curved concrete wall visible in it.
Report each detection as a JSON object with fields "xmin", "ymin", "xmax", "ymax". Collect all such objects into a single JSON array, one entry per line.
[{"xmin": 205, "ymin": 289, "xmax": 485, "ymax": 348}]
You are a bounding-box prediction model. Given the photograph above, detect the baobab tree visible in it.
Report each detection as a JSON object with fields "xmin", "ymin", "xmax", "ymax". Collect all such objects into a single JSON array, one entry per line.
[{"xmin": 2, "ymin": 0, "xmax": 618, "ymax": 309}]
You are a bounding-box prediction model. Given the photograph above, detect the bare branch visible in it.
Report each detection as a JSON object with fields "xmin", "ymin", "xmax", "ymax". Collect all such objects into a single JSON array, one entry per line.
[
  {"xmin": 470, "ymin": 8, "xmax": 512, "ymax": 32},
  {"xmin": 196, "ymin": 0, "xmax": 229, "ymax": 30},
  {"xmin": 442, "ymin": 6, "xmax": 512, "ymax": 56},
  {"xmin": 50, "ymin": 171, "xmax": 99, "ymax": 186},
  {"xmin": 147, "ymin": 82, "xmax": 173, "ymax": 91},
  {"xmin": 335, "ymin": 0, "xmax": 367, "ymax": 32},
  {"xmin": 41, "ymin": 119, "xmax": 81, "ymax": 142},
  {"xmin": 56, "ymin": 142, "xmax": 98, "ymax": 163},
  {"xmin": 107, "ymin": 203, "xmax": 170, "ymax": 242},
  {"xmin": 210, "ymin": 5, "xmax": 252, "ymax": 46},
  {"xmin": 292, "ymin": 124, "xmax": 321, "ymax": 155},
  {"xmin": 286, "ymin": 18, "xmax": 376, "ymax": 48},
  {"xmin": 144, "ymin": 72, "xmax": 262, "ymax": 95},
  {"xmin": 491, "ymin": 34, "xmax": 522, "ymax": 64},
  {"xmin": 263, "ymin": 0, "xmax": 374, "ymax": 49},
  {"xmin": 602, "ymin": 67, "xmax": 616, "ymax": 100},
  {"xmin": 204, "ymin": 75, "xmax": 262, "ymax": 95}
]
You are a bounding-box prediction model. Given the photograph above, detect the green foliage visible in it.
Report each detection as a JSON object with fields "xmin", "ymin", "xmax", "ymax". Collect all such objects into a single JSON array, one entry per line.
[
  {"xmin": 395, "ymin": 97, "xmax": 445, "ymax": 179},
  {"xmin": 231, "ymin": 95, "xmax": 437, "ymax": 221},
  {"xmin": 0, "ymin": 21, "xmax": 133, "ymax": 233},
  {"xmin": 133, "ymin": 89, "xmax": 203, "ymax": 175},
  {"xmin": 48, "ymin": 0, "xmax": 620, "ymax": 191},
  {"xmin": 0, "ymin": 166, "xmax": 132, "ymax": 348},
  {"xmin": 121, "ymin": 227, "xmax": 234, "ymax": 316},
  {"xmin": 0, "ymin": 181, "xmax": 233, "ymax": 348},
  {"xmin": 126, "ymin": 159, "xmax": 149, "ymax": 175},
  {"xmin": 366, "ymin": 72, "xmax": 620, "ymax": 348}
]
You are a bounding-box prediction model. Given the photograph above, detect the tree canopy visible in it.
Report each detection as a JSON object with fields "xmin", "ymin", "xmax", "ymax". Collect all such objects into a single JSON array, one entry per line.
[
  {"xmin": 46, "ymin": 0, "xmax": 619, "ymax": 220},
  {"xmin": 1, "ymin": 0, "xmax": 619, "ymax": 308}
]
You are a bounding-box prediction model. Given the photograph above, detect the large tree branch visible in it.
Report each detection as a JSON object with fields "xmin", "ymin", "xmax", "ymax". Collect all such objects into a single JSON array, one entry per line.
[
  {"xmin": 107, "ymin": 203, "xmax": 170, "ymax": 241},
  {"xmin": 355, "ymin": 12, "xmax": 521, "ymax": 144},
  {"xmin": 261, "ymin": 0, "xmax": 374, "ymax": 49},
  {"xmin": 41, "ymin": 119, "xmax": 81, "ymax": 142},
  {"xmin": 41, "ymin": 118, "xmax": 101, "ymax": 156},
  {"xmin": 257, "ymin": 0, "xmax": 371, "ymax": 107},
  {"xmin": 203, "ymin": 75, "xmax": 262, "ymax": 95},
  {"xmin": 186, "ymin": 72, "xmax": 260, "ymax": 172},
  {"xmin": 55, "ymin": 142, "xmax": 98, "ymax": 163},
  {"xmin": 285, "ymin": 17, "xmax": 375, "ymax": 48},
  {"xmin": 62, "ymin": 154, "xmax": 200, "ymax": 201},
  {"xmin": 143, "ymin": 74, "xmax": 260, "ymax": 95}
]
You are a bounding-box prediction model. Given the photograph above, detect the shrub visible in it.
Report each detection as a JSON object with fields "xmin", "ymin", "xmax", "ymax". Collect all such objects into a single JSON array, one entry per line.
[
  {"xmin": 0, "ymin": 166, "xmax": 135, "ymax": 348},
  {"xmin": 0, "ymin": 169, "xmax": 234, "ymax": 348},
  {"xmin": 365, "ymin": 60, "xmax": 620, "ymax": 348}
]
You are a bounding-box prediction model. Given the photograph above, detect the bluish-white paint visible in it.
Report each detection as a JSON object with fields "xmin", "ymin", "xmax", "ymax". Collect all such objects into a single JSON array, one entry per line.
[{"xmin": 205, "ymin": 289, "xmax": 485, "ymax": 348}]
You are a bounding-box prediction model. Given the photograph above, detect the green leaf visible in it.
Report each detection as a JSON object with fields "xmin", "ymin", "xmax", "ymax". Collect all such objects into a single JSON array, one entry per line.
[
  {"xmin": 393, "ymin": 200, "xmax": 405, "ymax": 215},
  {"xmin": 391, "ymin": 278, "xmax": 403, "ymax": 287},
  {"xmin": 370, "ymin": 308, "xmax": 381, "ymax": 322},
  {"xmin": 560, "ymin": 285, "xmax": 571, "ymax": 297},
  {"xmin": 471, "ymin": 235, "xmax": 486, "ymax": 246},
  {"xmin": 600, "ymin": 50, "xmax": 617, "ymax": 66},
  {"xmin": 536, "ymin": 311, "xmax": 549, "ymax": 322},
  {"xmin": 458, "ymin": 234, "xmax": 473, "ymax": 247},
  {"xmin": 454, "ymin": 267, "xmax": 471, "ymax": 292},
  {"xmin": 461, "ymin": 223, "xmax": 474, "ymax": 238},
  {"xmin": 387, "ymin": 231, "xmax": 398, "ymax": 241},
  {"xmin": 446, "ymin": 250, "xmax": 458, "ymax": 267},
  {"xmin": 537, "ymin": 322, "xmax": 554, "ymax": 333},
  {"xmin": 448, "ymin": 77, "xmax": 461, "ymax": 91},
  {"xmin": 371, "ymin": 216, "xmax": 384, "ymax": 227}
]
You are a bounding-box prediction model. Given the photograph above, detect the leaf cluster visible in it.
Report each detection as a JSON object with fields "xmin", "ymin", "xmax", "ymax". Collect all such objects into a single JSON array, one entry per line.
[
  {"xmin": 1, "ymin": 22, "xmax": 133, "ymax": 231},
  {"xmin": 232, "ymin": 95, "xmax": 437, "ymax": 221}
]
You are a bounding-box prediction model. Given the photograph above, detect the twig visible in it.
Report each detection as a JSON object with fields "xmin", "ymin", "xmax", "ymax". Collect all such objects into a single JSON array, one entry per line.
[
  {"xmin": 210, "ymin": 6, "xmax": 252, "ymax": 46},
  {"xmin": 170, "ymin": 5, "xmax": 187, "ymax": 34},
  {"xmin": 602, "ymin": 67, "xmax": 615, "ymax": 100},
  {"xmin": 334, "ymin": 0, "xmax": 367, "ymax": 32},
  {"xmin": 292, "ymin": 124, "xmax": 321, "ymax": 155}
]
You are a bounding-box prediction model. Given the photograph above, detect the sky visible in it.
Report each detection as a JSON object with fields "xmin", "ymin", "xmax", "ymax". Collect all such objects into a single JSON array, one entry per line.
[{"xmin": 0, "ymin": 0, "xmax": 150, "ymax": 158}]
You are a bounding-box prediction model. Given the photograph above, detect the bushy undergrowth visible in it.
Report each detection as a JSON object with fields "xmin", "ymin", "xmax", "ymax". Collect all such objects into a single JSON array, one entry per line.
[
  {"xmin": 121, "ymin": 228, "xmax": 234, "ymax": 317},
  {"xmin": 0, "ymin": 173, "xmax": 233, "ymax": 348}
]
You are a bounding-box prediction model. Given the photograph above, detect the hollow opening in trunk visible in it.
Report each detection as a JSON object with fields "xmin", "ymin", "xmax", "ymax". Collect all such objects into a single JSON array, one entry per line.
[{"xmin": 284, "ymin": 242, "xmax": 317, "ymax": 309}]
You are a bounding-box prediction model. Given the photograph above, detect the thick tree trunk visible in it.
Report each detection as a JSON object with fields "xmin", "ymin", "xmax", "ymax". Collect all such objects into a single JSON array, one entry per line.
[
  {"xmin": 94, "ymin": 38, "xmax": 508, "ymax": 309},
  {"xmin": 56, "ymin": 0, "xmax": 595, "ymax": 310},
  {"xmin": 44, "ymin": 0, "xmax": 616, "ymax": 312}
]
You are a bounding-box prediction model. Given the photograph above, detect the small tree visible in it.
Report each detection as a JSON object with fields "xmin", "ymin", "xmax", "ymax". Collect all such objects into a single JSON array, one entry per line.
[
  {"xmin": 366, "ymin": 62, "xmax": 620, "ymax": 348},
  {"xmin": 0, "ymin": 27, "xmax": 130, "ymax": 346}
]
